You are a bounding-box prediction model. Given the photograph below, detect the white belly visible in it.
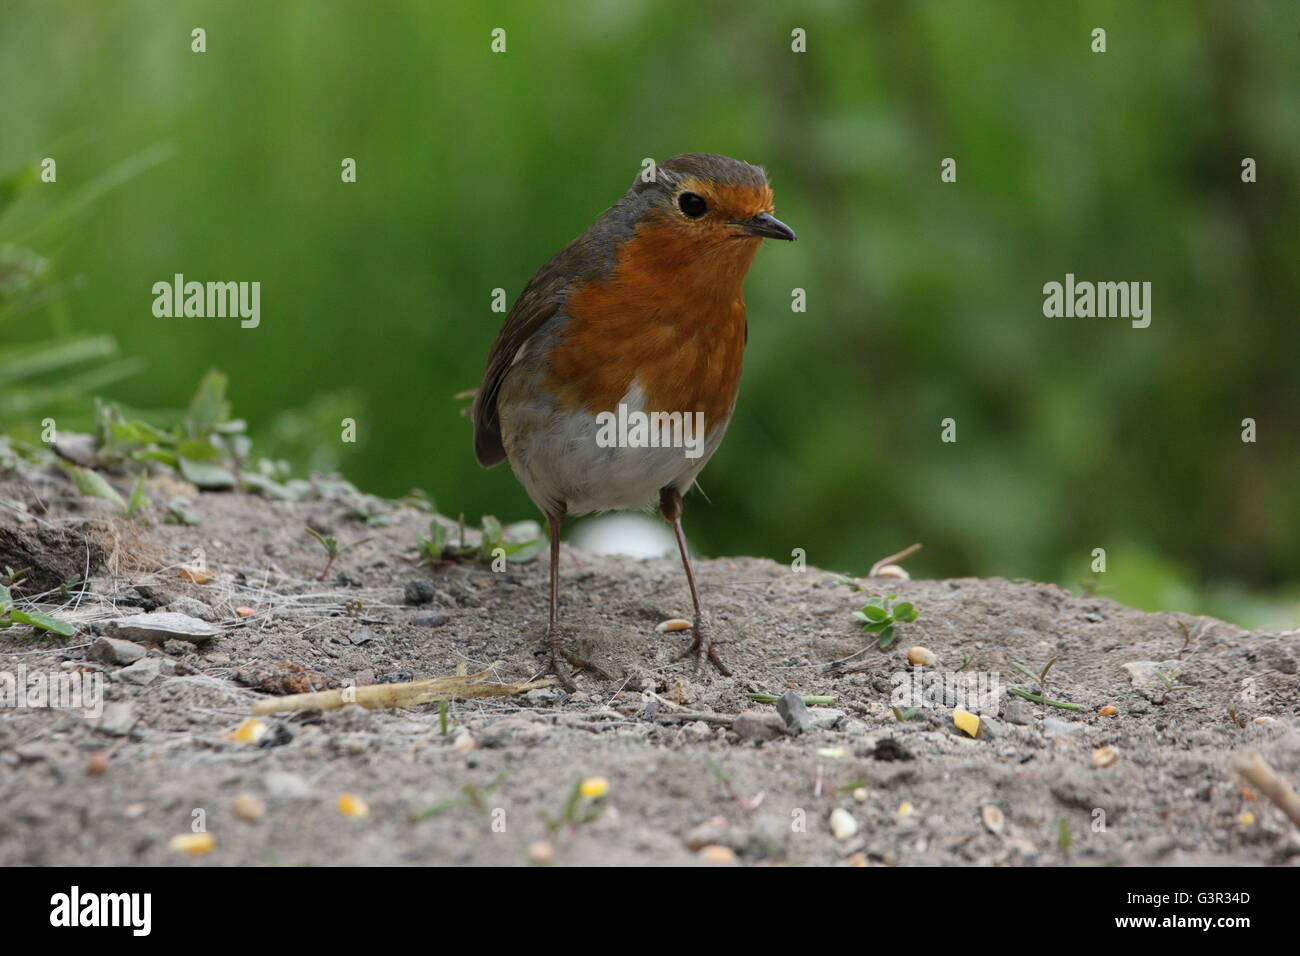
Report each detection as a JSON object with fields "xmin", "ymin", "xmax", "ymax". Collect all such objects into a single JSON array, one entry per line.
[{"xmin": 501, "ymin": 381, "xmax": 731, "ymax": 516}]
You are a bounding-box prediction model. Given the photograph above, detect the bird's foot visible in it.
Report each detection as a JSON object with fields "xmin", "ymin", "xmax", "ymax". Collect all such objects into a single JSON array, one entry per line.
[
  {"xmin": 672, "ymin": 612, "xmax": 733, "ymax": 677},
  {"xmin": 540, "ymin": 626, "xmax": 611, "ymax": 692}
]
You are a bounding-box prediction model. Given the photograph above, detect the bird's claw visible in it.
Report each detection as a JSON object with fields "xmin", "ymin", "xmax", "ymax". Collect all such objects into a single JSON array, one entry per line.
[
  {"xmin": 672, "ymin": 614, "xmax": 733, "ymax": 677},
  {"xmin": 541, "ymin": 628, "xmax": 611, "ymax": 692}
]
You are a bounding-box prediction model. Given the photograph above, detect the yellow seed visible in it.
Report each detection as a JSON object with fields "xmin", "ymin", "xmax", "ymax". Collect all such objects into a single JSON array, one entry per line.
[
  {"xmin": 852, "ymin": 787, "xmax": 868, "ymax": 803},
  {"xmin": 906, "ymin": 646, "xmax": 937, "ymax": 667},
  {"xmin": 336, "ymin": 793, "xmax": 369, "ymax": 818},
  {"xmin": 180, "ymin": 566, "xmax": 212, "ymax": 584},
  {"xmin": 655, "ymin": 618, "xmax": 692, "ymax": 633},
  {"xmin": 952, "ymin": 707, "xmax": 980, "ymax": 738},
  {"xmin": 817, "ymin": 747, "xmax": 846, "ymax": 759},
  {"xmin": 897, "ymin": 802, "xmax": 914, "ymax": 818},
  {"xmin": 578, "ymin": 776, "xmax": 609, "ymax": 798},
  {"xmin": 1099, "ymin": 705, "xmax": 1118, "ymax": 717},
  {"xmin": 168, "ymin": 832, "xmax": 215, "ymax": 855},
  {"xmin": 233, "ymin": 793, "xmax": 265, "ymax": 821},
  {"xmin": 1237, "ymin": 812, "xmax": 1255, "ymax": 826},
  {"xmin": 233, "ymin": 719, "xmax": 267, "ymax": 744},
  {"xmin": 235, "ymin": 606, "xmax": 254, "ymax": 618},
  {"xmin": 698, "ymin": 844, "xmax": 737, "ymax": 865}
]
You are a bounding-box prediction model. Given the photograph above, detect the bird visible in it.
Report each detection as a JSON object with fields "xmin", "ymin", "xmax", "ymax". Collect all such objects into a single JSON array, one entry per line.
[{"xmin": 471, "ymin": 153, "xmax": 795, "ymax": 688}]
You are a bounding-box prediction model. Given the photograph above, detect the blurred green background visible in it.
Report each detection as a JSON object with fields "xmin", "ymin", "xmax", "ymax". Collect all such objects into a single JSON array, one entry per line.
[{"xmin": 1, "ymin": 1, "xmax": 1296, "ymax": 627}]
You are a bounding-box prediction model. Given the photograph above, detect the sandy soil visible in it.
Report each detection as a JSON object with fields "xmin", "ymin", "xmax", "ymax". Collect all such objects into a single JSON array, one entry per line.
[{"xmin": 2, "ymin": 463, "xmax": 1298, "ymax": 867}]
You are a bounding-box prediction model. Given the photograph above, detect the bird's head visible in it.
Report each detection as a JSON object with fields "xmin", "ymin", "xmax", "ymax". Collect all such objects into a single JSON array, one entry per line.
[
  {"xmin": 627, "ymin": 152, "xmax": 795, "ymax": 247},
  {"xmin": 591, "ymin": 154, "xmax": 795, "ymax": 286}
]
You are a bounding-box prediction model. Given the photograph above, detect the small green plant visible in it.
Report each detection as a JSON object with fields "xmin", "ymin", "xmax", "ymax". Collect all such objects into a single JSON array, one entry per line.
[
  {"xmin": 1155, "ymin": 670, "xmax": 1193, "ymax": 705},
  {"xmin": 1007, "ymin": 657, "xmax": 1084, "ymax": 712},
  {"xmin": 409, "ymin": 774, "xmax": 506, "ymax": 822},
  {"xmin": 1077, "ymin": 575, "xmax": 1111, "ymax": 598},
  {"xmin": 417, "ymin": 515, "xmax": 544, "ymax": 566},
  {"xmin": 852, "ymin": 593, "xmax": 918, "ymax": 650},
  {"xmin": 0, "ymin": 584, "xmax": 74, "ymax": 637},
  {"xmin": 1057, "ymin": 818, "xmax": 1072, "ymax": 853},
  {"xmin": 1, "ymin": 566, "xmax": 29, "ymax": 590},
  {"xmin": 745, "ymin": 692, "xmax": 836, "ymax": 705},
  {"xmin": 304, "ymin": 527, "xmax": 371, "ymax": 581},
  {"xmin": 705, "ymin": 759, "xmax": 765, "ymax": 811},
  {"xmin": 539, "ymin": 777, "xmax": 608, "ymax": 834},
  {"xmin": 891, "ymin": 705, "xmax": 919, "ymax": 722}
]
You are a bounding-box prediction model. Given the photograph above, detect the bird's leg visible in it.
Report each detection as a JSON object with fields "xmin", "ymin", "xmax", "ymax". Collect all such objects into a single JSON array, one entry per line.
[
  {"xmin": 660, "ymin": 487, "xmax": 732, "ymax": 676},
  {"xmin": 541, "ymin": 510, "xmax": 609, "ymax": 691}
]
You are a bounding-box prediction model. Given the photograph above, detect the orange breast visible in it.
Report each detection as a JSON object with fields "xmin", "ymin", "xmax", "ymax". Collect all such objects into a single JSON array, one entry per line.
[{"xmin": 547, "ymin": 221, "xmax": 756, "ymax": 430}]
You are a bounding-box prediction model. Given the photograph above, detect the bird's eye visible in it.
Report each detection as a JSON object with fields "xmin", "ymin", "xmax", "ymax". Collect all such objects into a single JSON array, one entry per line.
[{"xmin": 677, "ymin": 192, "xmax": 708, "ymax": 219}]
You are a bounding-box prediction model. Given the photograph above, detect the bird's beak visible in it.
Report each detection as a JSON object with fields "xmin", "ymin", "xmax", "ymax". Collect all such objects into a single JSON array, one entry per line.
[{"xmin": 733, "ymin": 212, "xmax": 797, "ymax": 241}]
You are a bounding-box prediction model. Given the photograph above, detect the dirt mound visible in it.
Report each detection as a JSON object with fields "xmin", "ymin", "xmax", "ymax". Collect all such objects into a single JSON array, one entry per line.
[{"xmin": 1, "ymin": 465, "xmax": 1297, "ymax": 866}]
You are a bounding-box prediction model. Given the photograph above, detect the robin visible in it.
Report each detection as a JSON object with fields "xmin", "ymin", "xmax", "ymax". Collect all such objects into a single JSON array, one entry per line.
[{"xmin": 471, "ymin": 153, "xmax": 795, "ymax": 688}]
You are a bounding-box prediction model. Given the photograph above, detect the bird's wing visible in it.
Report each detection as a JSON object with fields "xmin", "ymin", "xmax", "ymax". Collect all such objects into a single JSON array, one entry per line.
[{"xmin": 471, "ymin": 256, "xmax": 573, "ymax": 468}]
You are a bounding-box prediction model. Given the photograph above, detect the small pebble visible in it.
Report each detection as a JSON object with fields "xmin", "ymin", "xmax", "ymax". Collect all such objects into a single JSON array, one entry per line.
[
  {"xmin": 829, "ymin": 807, "xmax": 859, "ymax": 840},
  {"xmin": 403, "ymin": 580, "xmax": 436, "ymax": 605},
  {"xmin": 233, "ymin": 793, "xmax": 265, "ymax": 821},
  {"xmin": 90, "ymin": 636, "xmax": 147, "ymax": 666},
  {"xmin": 732, "ymin": 712, "xmax": 787, "ymax": 742},
  {"xmin": 528, "ymin": 840, "xmax": 555, "ymax": 865},
  {"xmin": 179, "ymin": 566, "xmax": 213, "ymax": 584},
  {"xmin": 906, "ymin": 646, "xmax": 937, "ymax": 667},
  {"xmin": 981, "ymin": 805, "xmax": 1005, "ymax": 834},
  {"xmin": 263, "ymin": 771, "xmax": 312, "ymax": 799},
  {"xmin": 776, "ymin": 691, "xmax": 812, "ymax": 734},
  {"xmin": 118, "ymin": 658, "xmax": 161, "ymax": 685},
  {"xmin": 166, "ymin": 596, "xmax": 217, "ymax": 622},
  {"xmin": 93, "ymin": 702, "xmax": 135, "ymax": 737},
  {"xmin": 698, "ymin": 844, "xmax": 737, "ymax": 865},
  {"xmin": 1091, "ymin": 745, "xmax": 1119, "ymax": 769},
  {"xmin": 684, "ymin": 817, "xmax": 729, "ymax": 850},
  {"xmin": 875, "ymin": 564, "xmax": 910, "ymax": 580}
]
